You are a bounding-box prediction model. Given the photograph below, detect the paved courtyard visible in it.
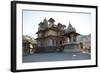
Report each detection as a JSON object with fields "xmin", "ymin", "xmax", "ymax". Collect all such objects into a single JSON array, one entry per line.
[{"xmin": 23, "ymin": 52, "xmax": 91, "ymax": 63}]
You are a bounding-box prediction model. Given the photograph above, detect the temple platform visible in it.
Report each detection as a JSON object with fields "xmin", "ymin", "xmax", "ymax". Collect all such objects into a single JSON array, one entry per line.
[
  {"xmin": 62, "ymin": 42, "xmax": 81, "ymax": 52},
  {"xmin": 35, "ymin": 42, "xmax": 81, "ymax": 53}
]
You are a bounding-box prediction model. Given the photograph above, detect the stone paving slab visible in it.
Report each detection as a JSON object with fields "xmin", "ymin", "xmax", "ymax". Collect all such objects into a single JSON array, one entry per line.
[{"xmin": 22, "ymin": 52, "xmax": 91, "ymax": 63}]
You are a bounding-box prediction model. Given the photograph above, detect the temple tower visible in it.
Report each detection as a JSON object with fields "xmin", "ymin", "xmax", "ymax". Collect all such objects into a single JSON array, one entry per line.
[{"xmin": 63, "ymin": 22, "xmax": 80, "ymax": 52}]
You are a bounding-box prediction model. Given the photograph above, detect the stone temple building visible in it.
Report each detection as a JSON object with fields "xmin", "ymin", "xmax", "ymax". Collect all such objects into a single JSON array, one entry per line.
[{"xmin": 36, "ymin": 18, "xmax": 80, "ymax": 52}]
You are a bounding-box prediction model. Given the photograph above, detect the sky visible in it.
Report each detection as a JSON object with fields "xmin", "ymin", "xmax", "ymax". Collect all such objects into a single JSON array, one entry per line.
[{"xmin": 23, "ymin": 10, "xmax": 92, "ymax": 38}]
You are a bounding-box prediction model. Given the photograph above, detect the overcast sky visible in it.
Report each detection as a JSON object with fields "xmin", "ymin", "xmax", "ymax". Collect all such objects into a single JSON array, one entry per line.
[{"xmin": 23, "ymin": 10, "xmax": 92, "ymax": 38}]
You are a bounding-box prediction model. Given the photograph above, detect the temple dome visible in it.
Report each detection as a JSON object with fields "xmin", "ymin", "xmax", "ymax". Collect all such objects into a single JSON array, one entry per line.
[
  {"xmin": 48, "ymin": 18, "xmax": 55, "ymax": 23},
  {"xmin": 43, "ymin": 18, "xmax": 48, "ymax": 27},
  {"xmin": 38, "ymin": 18, "xmax": 48, "ymax": 30},
  {"xmin": 65, "ymin": 22, "xmax": 76, "ymax": 33}
]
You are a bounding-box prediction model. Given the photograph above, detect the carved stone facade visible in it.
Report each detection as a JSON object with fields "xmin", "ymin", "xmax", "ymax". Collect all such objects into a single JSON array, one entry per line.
[{"xmin": 36, "ymin": 18, "xmax": 80, "ymax": 52}]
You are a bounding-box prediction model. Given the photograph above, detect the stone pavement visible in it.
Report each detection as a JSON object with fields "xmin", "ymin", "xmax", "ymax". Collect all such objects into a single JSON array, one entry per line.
[{"xmin": 23, "ymin": 52, "xmax": 91, "ymax": 63}]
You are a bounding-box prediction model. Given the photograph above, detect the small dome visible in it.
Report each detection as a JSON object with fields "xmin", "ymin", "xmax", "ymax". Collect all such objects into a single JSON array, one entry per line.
[
  {"xmin": 57, "ymin": 23, "xmax": 62, "ymax": 26},
  {"xmin": 43, "ymin": 18, "xmax": 48, "ymax": 28},
  {"xmin": 38, "ymin": 18, "xmax": 48, "ymax": 30},
  {"xmin": 65, "ymin": 22, "xmax": 76, "ymax": 33},
  {"xmin": 48, "ymin": 18, "xmax": 55, "ymax": 23}
]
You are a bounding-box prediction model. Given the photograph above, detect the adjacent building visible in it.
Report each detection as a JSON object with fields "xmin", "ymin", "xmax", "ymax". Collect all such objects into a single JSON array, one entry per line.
[
  {"xmin": 77, "ymin": 34, "xmax": 91, "ymax": 53},
  {"xmin": 23, "ymin": 35, "xmax": 37, "ymax": 55}
]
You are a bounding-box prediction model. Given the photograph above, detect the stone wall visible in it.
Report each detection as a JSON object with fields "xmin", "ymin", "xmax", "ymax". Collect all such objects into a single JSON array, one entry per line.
[{"xmin": 35, "ymin": 46, "xmax": 58, "ymax": 53}]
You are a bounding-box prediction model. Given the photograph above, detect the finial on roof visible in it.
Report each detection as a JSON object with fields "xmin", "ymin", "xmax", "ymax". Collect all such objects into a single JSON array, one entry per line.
[
  {"xmin": 69, "ymin": 21, "xmax": 71, "ymax": 25},
  {"xmin": 68, "ymin": 21, "xmax": 73, "ymax": 29},
  {"xmin": 44, "ymin": 17, "xmax": 46, "ymax": 20}
]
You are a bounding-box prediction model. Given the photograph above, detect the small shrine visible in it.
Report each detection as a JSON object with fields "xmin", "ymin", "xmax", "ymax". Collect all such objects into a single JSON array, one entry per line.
[{"xmin": 62, "ymin": 22, "xmax": 80, "ymax": 52}]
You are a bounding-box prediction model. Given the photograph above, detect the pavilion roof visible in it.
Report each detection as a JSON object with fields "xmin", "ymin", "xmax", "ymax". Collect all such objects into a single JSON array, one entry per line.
[
  {"xmin": 48, "ymin": 18, "xmax": 55, "ymax": 23},
  {"xmin": 65, "ymin": 22, "xmax": 76, "ymax": 34}
]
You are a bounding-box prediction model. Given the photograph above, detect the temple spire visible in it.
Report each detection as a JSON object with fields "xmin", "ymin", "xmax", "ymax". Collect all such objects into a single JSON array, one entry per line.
[
  {"xmin": 69, "ymin": 21, "xmax": 71, "ymax": 25},
  {"xmin": 43, "ymin": 17, "xmax": 48, "ymax": 28},
  {"xmin": 65, "ymin": 21, "xmax": 76, "ymax": 33},
  {"xmin": 68, "ymin": 21, "xmax": 73, "ymax": 28}
]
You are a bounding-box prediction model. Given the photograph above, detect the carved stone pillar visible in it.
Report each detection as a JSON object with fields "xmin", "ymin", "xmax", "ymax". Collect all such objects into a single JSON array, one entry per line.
[
  {"xmin": 67, "ymin": 37, "xmax": 70, "ymax": 43},
  {"xmin": 70, "ymin": 34, "xmax": 74, "ymax": 42}
]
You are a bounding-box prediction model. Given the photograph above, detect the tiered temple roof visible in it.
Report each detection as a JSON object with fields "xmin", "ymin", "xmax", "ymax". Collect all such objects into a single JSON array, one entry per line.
[
  {"xmin": 65, "ymin": 22, "xmax": 76, "ymax": 34},
  {"xmin": 37, "ymin": 18, "xmax": 78, "ymax": 35},
  {"xmin": 48, "ymin": 18, "xmax": 55, "ymax": 23}
]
